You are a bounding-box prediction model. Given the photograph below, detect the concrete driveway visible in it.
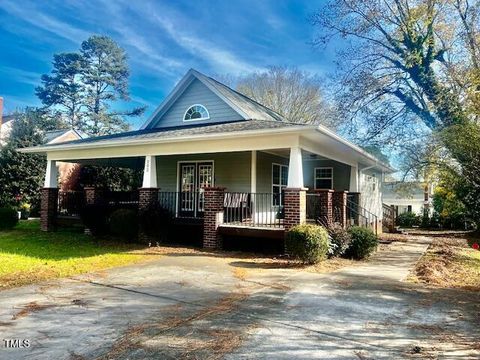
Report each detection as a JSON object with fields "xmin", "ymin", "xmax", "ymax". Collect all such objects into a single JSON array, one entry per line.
[{"xmin": 0, "ymin": 238, "xmax": 479, "ymax": 359}]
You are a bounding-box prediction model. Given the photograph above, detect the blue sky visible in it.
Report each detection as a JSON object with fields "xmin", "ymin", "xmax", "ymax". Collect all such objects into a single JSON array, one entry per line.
[{"xmin": 0, "ymin": 0, "xmax": 336, "ymax": 129}]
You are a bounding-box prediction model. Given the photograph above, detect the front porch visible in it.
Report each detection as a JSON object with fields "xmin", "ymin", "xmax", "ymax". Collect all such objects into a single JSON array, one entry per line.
[{"xmin": 41, "ymin": 144, "xmax": 382, "ymax": 249}]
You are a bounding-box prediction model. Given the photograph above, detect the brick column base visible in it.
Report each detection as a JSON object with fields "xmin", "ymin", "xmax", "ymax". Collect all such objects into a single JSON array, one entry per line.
[
  {"xmin": 283, "ymin": 188, "xmax": 307, "ymax": 233},
  {"xmin": 315, "ymin": 189, "xmax": 333, "ymax": 226},
  {"xmin": 41, "ymin": 188, "xmax": 58, "ymax": 232},
  {"xmin": 203, "ymin": 187, "xmax": 226, "ymax": 249},
  {"xmin": 138, "ymin": 188, "xmax": 160, "ymax": 244},
  {"xmin": 333, "ymin": 191, "xmax": 348, "ymax": 228},
  {"xmin": 284, "ymin": 188, "xmax": 307, "ymax": 255},
  {"xmin": 84, "ymin": 187, "xmax": 104, "ymax": 205}
]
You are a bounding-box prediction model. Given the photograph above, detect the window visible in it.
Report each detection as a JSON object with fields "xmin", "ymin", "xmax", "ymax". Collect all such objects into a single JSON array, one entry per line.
[
  {"xmin": 272, "ymin": 163, "xmax": 288, "ymax": 206},
  {"xmin": 314, "ymin": 167, "xmax": 333, "ymax": 189},
  {"xmin": 183, "ymin": 104, "xmax": 209, "ymax": 121}
]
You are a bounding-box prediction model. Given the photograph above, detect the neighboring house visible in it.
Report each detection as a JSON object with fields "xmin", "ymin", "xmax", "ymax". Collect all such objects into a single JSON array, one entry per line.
[
  {"xmin": 0, "ymin": 99, "xmax": 87, "ymax": 190},
  {"xmin": 383, "ymin": 181, "xmax": 433, "ymax": 216},
  {"xmin": 21, "ymin": 69, "xmax": 393, "ymax": 248}
]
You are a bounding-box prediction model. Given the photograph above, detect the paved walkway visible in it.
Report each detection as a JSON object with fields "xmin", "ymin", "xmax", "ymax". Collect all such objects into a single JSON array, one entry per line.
[{"xmin": 0, "ymin": 237, "xmax": 479, "ymax": 359}]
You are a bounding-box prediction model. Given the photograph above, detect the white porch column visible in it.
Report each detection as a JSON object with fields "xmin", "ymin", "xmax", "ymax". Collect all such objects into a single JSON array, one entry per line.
[
  {"xmin": 349, "ymin": 165, "xmax": 359, "ymax": 192},
  {"xmin": 142, "ymin": 155, "xmax": 157, "ymax": 188},
  {"xmin": 287, "ymin": 146, "xmax": 304, "ymax": 188},
  {"xmin": 44, "ymin": 160, "xmax": 58, "ymax": 188},
  {"xmin": 251, "ymin": 150, "xmax": 257, "ymax": 193}
]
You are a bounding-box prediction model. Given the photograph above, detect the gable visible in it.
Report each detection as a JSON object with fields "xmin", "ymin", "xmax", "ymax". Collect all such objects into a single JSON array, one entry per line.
[{"xmin": 151, "ymin": 78, "xmax": 244, "ymax": 128}]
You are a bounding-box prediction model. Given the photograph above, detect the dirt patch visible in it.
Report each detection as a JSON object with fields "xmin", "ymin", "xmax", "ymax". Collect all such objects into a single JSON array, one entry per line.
[
  {"xmin": 12, "ymin": 301, "xmax": 56, "ymax": 320},
  {"xmin": 99, "ymin": 291, "xmax": 254, "ymax": 360},
  {"xmin": 408, "ymin": 235, "xmax": 480, "ymax": 291}
]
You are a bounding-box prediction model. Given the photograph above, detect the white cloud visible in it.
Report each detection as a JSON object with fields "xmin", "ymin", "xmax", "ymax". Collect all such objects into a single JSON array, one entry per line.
[
  {"xmin": 1, "ymin": 0, "xmax": 89, "ymax": 43},
  {"xmin": 0, "ymin": 66, "xmax": 41, "ymax": 87}
]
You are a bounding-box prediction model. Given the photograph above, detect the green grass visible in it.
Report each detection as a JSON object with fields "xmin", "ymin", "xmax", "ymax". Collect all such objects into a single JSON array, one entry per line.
[{"xmin": 0, "ymin": 220, "xmax": 150, "ymax": 289}]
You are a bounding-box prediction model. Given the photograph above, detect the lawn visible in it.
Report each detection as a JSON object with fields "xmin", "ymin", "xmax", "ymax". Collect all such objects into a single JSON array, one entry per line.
[
  {"xmin": 0, "ymin": 220, "xmax": 150, "ymax": 290},
  {"xmin": 409, "ymin": 232, "xmax": 480, "ymax": 291}
]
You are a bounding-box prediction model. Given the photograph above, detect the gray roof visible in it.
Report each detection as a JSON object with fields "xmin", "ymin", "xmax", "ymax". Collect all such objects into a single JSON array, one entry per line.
[
  {"xmin": 39, "ymin": 119, "xmax": 306, "ymax": 148},
  {"xmin": 44, "ymin": 129, "xmax": 88, "ymax": 144}
]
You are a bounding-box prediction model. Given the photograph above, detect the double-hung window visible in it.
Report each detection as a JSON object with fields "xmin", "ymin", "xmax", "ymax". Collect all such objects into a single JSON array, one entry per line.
[
  {"xmin": 314, "ymin": 167, "xmax": 333, "ymax": 189},
  {"xmin": 272, "ymin": 163, "xmax": 288, "ymax": 206}
]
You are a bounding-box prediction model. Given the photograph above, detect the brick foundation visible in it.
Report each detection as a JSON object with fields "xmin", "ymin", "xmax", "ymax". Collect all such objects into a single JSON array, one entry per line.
[
  {"xmin": 40, "ymin": 188, "xmax": 58, "ymax": 232},
  {"xmin": 138, "ymin": 188, "xmax": 160, "ymax": 244},
  {"xmin": 202, "ymin": 187, "xmax": 226, "ymax": 249},
  {"xmin": 333, "ymin": 191, "xmax": 348, "ymax": 228}
]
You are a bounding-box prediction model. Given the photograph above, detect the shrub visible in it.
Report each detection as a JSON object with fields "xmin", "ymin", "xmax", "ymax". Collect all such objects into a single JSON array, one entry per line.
[
  {"xmin": 285, "ymin": 224, "xmax": 329, "ymax": 264},
  {"xmin": 108, "ymin": 208, "xmax": 138, "ymax": 241},
  {"xmin": 345, "ymin": 226, "xmax": 378, "ymax": 260},
  {"xmin": 138, "ymin": 202, "xmax": 172, "ymax": 240},
  {"xmin": 80, "ymin": 204, "xmax": 109, "ymax": 236},
  {"xmin": 328, "ymin": 224, "xmax": 352, "ymax": 257},
  {"xmin": 0, "ymin": 207, "xmax": 19, "ymax": 230},
  {"xmin": 396, "ymin": 212, "xmax": 420, "ymax": 228}
]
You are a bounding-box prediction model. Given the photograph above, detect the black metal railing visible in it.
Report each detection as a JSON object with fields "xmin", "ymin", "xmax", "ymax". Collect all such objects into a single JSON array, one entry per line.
[
  {"xmin": 223, "ymin": 192, "xmax": 284, "ymax": 228},
  {"xmin": 58, "ymin": 191, "xmax": 84, "ymax": 217},
  {"xmin": 306, "ymin": 192, "xmax": 378, "ymax": 234},
  {"xmin": 157, "ymin": 191, "xmax": 203, "ymax": 219},
  {"xmin": 104, "ymin": 190, "xmax": 139, "ymax": 207}
]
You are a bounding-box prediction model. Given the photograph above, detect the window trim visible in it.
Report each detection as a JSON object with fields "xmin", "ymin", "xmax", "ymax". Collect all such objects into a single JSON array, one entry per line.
[
  {"xmin": 183, "ymin": 104, "xmax": 210, "ymax": 122},
  {"xmin": 272, "ymin": 162, "xmax": 288, "ymax": 207},
  {"xmin": 314, "ymin": 167, "xmax": 333, "ymax": 190}
]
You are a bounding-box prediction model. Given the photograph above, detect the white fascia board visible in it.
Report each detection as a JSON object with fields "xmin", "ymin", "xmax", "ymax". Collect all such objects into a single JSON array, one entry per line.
[
  {"xmin": 315, "ymin": 125, "xmax": 395, "ymax": 172},
  {"xmin": 19, "ymin": 126, "xmax": 313, "ymax": 154}
]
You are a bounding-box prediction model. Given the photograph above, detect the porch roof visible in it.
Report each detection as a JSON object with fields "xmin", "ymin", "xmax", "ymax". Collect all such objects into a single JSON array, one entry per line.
[{"xmin": 18, "ymin": 119, "xmax": 394, "ymax": 173}]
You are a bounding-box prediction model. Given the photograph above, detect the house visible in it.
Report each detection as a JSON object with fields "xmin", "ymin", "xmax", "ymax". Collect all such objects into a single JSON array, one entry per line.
[
  {"xmin": 0, "ymin": 100, "xmax": 87, "ymax": 191},
  {"xmin": 20, "ymin": 69, "xmax": 393, "ymax": 248},
  {"xmin": 383, "ymin": 181, "xmax": 433, "ymax": 216}
]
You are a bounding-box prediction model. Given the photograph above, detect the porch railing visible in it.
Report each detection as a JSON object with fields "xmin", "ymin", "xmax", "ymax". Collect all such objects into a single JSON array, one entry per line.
[
  {"xmin": 157, "ymin": 191, "xmax": 204, "ymax": 219},
  {"xmin": 223, "ymin": 192, "xmax": 284, "ymax": 228},
  {"xmin": 58, "ymin": 191, "xmax": 84, "ymax": 217},
  {"xmin": 104, "ymin": 190, "xmax": 139, "ymax": 207},
  {"xmin": 306, "ymin": 193, "xmax": 379, "ymax": 234}
]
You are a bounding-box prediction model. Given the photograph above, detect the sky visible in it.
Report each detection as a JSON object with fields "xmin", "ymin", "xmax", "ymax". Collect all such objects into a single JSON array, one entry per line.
[{"xmin": 0, "ymin": 0, "xmax": 337, "ymax": 129}]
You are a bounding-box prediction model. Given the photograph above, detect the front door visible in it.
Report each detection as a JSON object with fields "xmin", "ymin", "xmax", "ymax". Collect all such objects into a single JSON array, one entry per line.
[{"xmin": 179, "ymin": 162, "xmax": 214, "ymax": 217}]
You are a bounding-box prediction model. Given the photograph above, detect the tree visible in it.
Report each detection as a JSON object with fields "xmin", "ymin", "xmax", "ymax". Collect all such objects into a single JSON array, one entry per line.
[
  {"xmin": 36, "ymin": 53, "xmax": 86, "ymax": 129},
  {"xmin": 37, "ymin": 35, "xmax": 145, "ymax": 136},
  {"xmin": 235, "ymin": 66, "xmax": 338, "ymax": 128},
  {"xmin": 0, "ymin": 109, "xmax": 58, "ymax": 211},
  {"xmin": 80, "ymin": 35, "xmax": 145, "ymax": 135},
  {"xmin": 311, "ymin": 0, "xmax": 479, "ymax": 141},
  {"xmin": 312, "ymin": 0, "xmax": 480, "ymax": 225}
]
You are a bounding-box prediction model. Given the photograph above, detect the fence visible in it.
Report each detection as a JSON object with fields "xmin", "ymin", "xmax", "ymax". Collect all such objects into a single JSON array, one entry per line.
[
  {"xmin": 223, "ymin": 192, "xmax": 284, "ymax": 228},
  {"xmin": 57, "ymin": 191, "xmax": 84, "ymax": 217}
]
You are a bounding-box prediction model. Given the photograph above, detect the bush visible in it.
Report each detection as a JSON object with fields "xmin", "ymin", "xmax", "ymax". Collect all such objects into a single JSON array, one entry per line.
[
  {"xmin": 0, "ymin": 207, "xmax": 19, "ymax": 230},
  {"xmin": 108, "ymin": 208, "xmax": 138, "ymax": 241},
  {"xmin": 138, "ymin": 202, "xmax": 172, "ymax": 240},
  {"xmin": 80, "ymin": 204, "xmax": 109, "ymax": 236},
  {"xmin": 285, "ymin": 224, "xmax": 329, "ymax": 264},
  {"xmin": 396, "ymin": 212, "xmax": 420, "ymax": 228},
  {"xmin": 345, "ymin": 226, "xmax": 378, "ymax": 260},
  {"xmin": 328, "ymin": 224, "xmax": 352, "ymax": 257}
]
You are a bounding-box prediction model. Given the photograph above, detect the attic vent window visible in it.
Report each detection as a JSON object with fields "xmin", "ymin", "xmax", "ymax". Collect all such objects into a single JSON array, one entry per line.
[{"xmin": 184, "ymin": 104, "xmax": 210, "ymax": 121}]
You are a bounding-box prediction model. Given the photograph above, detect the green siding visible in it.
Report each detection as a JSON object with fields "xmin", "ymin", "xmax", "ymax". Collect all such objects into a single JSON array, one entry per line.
[
  {"xmin": 303, "ymin": 159, "xmax": 351, "ymax": 191},
  {"xmin": 156, "ymin": 152, "xmax": 251, "ymax": 192},
  {"xmin": 256, "ymin": 152, "xmax": 288, "ymax": 193}
]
